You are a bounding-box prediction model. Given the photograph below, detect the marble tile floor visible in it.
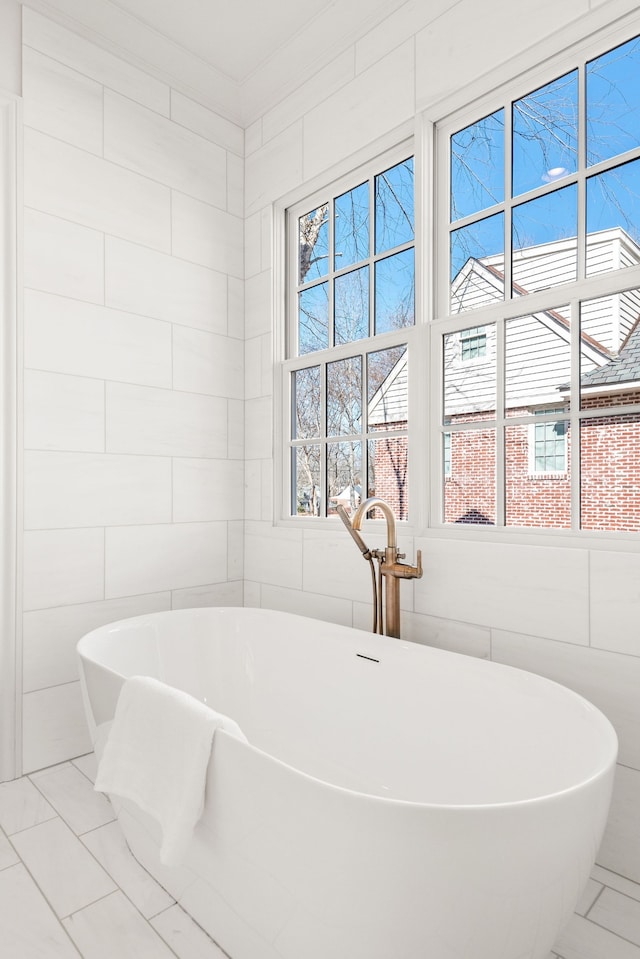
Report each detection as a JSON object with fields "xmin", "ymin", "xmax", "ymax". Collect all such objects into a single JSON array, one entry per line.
[{"xmin": 1, "ymin": 756, "xmax": 640, "ymax": 959}]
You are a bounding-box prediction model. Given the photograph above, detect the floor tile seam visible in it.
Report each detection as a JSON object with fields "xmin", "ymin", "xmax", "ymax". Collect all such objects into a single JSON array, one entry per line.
[
  {"xmin": 579, "ymin": 910, "xmax": 640, "ymax": 950},
  {"xmin": 76, "ymin": 810, "xmax": 119, "ymax": 843},
  {"xmin": 75, "ymin": 825, "xmax": 180, "ymax": 928},
  {"xmin": 3, "ymin": 849, "xmax": 84, "ymax": 956},
  {"xmin": 63, "ymin": 887, "xmax": 186, "ymax": 959},
  {"xmin": 2, "ymin": 808, "xmax": 59, "ymax": 836},
  {"xmin": 27, "ymin": 768, "xmax": 116, "ymax": 837},
  {"xmin": 598, "ymin": 882, "xmax": 640, "ymax": 908},
  {"xmin": 583, "ymin": 880, "xmax": 607, "ymax": 918},
  {"xmin": 596, "ymin": 870, "xmax": 640, "ymax": 902},
  {"xmin": 71, "ymin": 754, "xmax": 99, "ymax": 785},
  {"xmin": 11, "ymin": 812, "xmax": 124, "ymax": 921},
  {"xmin": 149, "ymin": 900, "xmax": 232, "ymax": 958}
]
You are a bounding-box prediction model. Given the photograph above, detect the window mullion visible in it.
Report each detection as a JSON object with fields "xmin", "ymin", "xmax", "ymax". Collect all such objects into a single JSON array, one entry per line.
[
  {"xmin": 495, "ymin": 319, "xmax": 506, "ymax": 526},
  {"xmin": 321, "ymin": 361, "xmax": 328, "ymax": 517},
  {"xmin": 577, "ymin": 62, "xmax": 587, "ymax": 281},
  {"xmin": 504, "ymin": 95, "xmax": 513, "ymax": 304},
  {"xmin": 570, "ymin": 298, "xmax": 582, "ymax": 531}
]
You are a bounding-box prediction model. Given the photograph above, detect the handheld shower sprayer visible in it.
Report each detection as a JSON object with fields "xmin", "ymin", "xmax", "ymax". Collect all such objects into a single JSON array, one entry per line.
[{"xmin": 336, "ymin": 504, "xmax": 371, "ymax": 558}]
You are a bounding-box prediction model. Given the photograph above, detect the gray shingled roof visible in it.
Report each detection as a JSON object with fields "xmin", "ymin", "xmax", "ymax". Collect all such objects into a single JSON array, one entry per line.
[{"xmin": 581, "ymin": 318, "xmax": 640, "ymax": 388}]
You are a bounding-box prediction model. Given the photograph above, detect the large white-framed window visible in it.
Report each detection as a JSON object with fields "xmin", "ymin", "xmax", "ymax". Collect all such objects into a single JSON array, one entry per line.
[
  {"xmin": 434, "ymin": 19, "xmax": 640, "ymax": 534},
  {"xmin": 281, "ymin": 143, "xmax": 416, "ymax": 523}
]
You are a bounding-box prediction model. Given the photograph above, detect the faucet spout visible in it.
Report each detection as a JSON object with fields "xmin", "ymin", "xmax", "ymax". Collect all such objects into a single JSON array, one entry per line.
[
  {"xmin": 339, "ymin": 496, "xmax": 422, "ymax": 639},
  {"xmin": 350, "ymin": 496, "xmax": 397, "ymax": 550}
]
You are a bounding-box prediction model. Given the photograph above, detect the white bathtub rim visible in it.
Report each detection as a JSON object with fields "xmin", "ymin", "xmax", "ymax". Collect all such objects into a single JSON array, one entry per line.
[{"xmin": 78, "ymin": 606, "xmax": 619, "ymax": 814}]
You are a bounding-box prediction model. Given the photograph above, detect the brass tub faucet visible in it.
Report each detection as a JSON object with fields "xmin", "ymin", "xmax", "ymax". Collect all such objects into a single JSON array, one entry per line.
[{"xmin": 337, "ymin": 497, "xmax": 422, "ymax": 639}]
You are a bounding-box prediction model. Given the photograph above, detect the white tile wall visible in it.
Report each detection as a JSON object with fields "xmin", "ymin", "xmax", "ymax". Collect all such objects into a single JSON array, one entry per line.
[
  {"xmin": 23, "ymin": 529, "xmax": 105, "ymax": 612},
  {"xmin": 590, "ymin": 549, "xmax": 640, "ymax": 655},
  {"xmin": 104, "ymin": 523, "xmax": 229, "ymax": 597},
  {"xmin": 24, "ymin": 451, "xmax": 172, "ymax": 529},
  {"xmin": 23, "ymin": 371, "xmax": 105, "ymax": 452},
  {"xmin": 19, "ymin": 9, "xmax": 245, "ymax": 774},
  {"xmin": 22, "ymin": 684, "xmax": 92, "ymax": 773},
  {"xmin": 245, "ymin": 270, "xmax": 272, "ymax": 338},
  {"xmin": 172, "ymin": 326, "xmax": 244, "ymax": 399},
  {"xmin": 173, "ymin": 459, "xmax": 244, "ymax": 523},
  {"xmin": 245, "ymin": 121, "xmax": 303, "ymax": 217},
  {"xmin": 25, "ymin": 290, "xmax": 173, "ymax": 388},
  {"xmin": 22, "ymin": 6, "xmax": 170, "ymax": 115},
  {"xmin": 171, "ymin": 191, "xmax": 243, "ymax": 278},
  {"xmin": 22, "ymin": 46, "xmax": 103, "ymax": 154},
  {"xmin": 414, "ymin": 537, "xmax": 590, "ymax": 645},
  {"xmin": 303, "ymin": 42, "xmax": 415, "ymax": 182},
  {"xmin": 169, "ymin": 90, "xmax": 244, "ymax": 156},
  {"xmin": 104, "ymin": 236, "xmax": 229, "ymax": 335},
  {"xmin": 23, "ymin": 209, "xmax": 104, "ymax": 304},
  {"xmin": 414, "ymin": 0, "xmax": 587, "ymax": 110},
  {"xmin": 261, "ymin": 49, "xmax": 355, "ymax": 145},
  {"xmin": 104, "ymin": 92, "xmax": 227, "ymax": 209},
  {"xmin": 24, "ymin": 128, "xmax": 172, "ymax": 252},
  {"xmin": 105, "ymin": 383, "xmax": 228, "ymax": 458},
  {"xmin": 22, "ymin": 593, "xmax": 171, "ymax": 693}
]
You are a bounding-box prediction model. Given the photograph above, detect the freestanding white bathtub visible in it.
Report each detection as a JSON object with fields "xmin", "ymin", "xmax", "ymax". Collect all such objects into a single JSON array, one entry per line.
[{"xmin": 77, "ymin": 606, "xmax": 617, "ymax": 959}]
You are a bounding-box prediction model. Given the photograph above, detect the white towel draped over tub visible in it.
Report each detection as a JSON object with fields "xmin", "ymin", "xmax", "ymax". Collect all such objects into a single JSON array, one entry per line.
[{"xmin": 94, "ymin": 675, "xmax": 247, "ymax": 866}]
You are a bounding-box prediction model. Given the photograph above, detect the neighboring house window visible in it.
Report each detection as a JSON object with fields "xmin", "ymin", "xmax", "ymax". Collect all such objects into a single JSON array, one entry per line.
[
  {"xmin": 284, "ymin": 147, "xmax": 414, "ymax": 520},
  {"xmin": 437, "ymin": 26, "xmax": 640, "ymax": 532},
  {"xmin": 531, "ymin": 410, "xmax": 567, "ymax": 473},
  {"xmin": 460, "ymin": 327, "xmax": 486, "ymax": 360}
]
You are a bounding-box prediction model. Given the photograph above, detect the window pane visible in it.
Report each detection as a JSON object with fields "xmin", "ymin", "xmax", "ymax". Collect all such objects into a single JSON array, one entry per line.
[
  {"xmin": 581, "ymin": 414, "xmax": 640, "ymax": 530},
  {"xmin": 375, "ymin": 249, "xmax": 414, "ymax": 334},
  {"xmin": 327, "ymin": 356, "xmax": 362, "ymax": 437},
  {"xmin": 368, "ymin": 437, "xmax": 408, "ymax": 520},
  {"xmin": 586, "ymin": 158, "xmax": 640, "ymax": 276},
  {"xmin": 443, "ymin": 431, "xmax": 451, "ymax": 477},
  {"xmin": 375, "ymin": 158, "xmax": 414, "ymax": 254},
  {"xmin": 450, "ymin": 109, "xmax": 505, "ymax": 221},
  {"xmin": 444, "ymin": 325, "xmax": 496, "ymax": 421},
  {"xmin": 505, "ymin": 423, "xmax": 571, "ymax": 528},
  {"xmin": 581, "ymin": 290, "xmax": 640, "ymax": 404},
  {"xmin": 335, "ymin": 182, "xmax": 369, "ymax": 270},
  {"xmin": 299, "ymin": 204, "xmax": 329, "ymax": 283},
  {"xmin": 443, "ymin": 427, "xmax": 496, "ymax": 525},
  {"xmin": 512, "ymin": 184, "xmax": 577, "ymax": 292},
  {"xmin": 505, "ymin": 307, "xmax": 571, "ymax": 415},
  {"xmin": 368, "ymin": 345, "xmax": 408, "ymax": 428},
  {"xmin": 292, "ymin": 366, "xmax": 321, "ymax": 439},
  {"xmin": 335, "ymin": 266, "xmax": 369, "ymax": 345},
  {"xmin": 293, "ymin": 446, "xmax": 321, "ymax": 515},
  {"xmin": 298, "ymin": 282, "xmax": 329, "ymax": 354},
  {"xmin": 450, "ymin": 212, "xmax": 505, "ymax": 312},
  {"xmin": 328, "ymin": 442, "xmax": 362, "ymax": 515},
  {"xmin": 586, "ymin": 34, "xmax": 640, "ymax": 167},
  {"xmin": 512, "ymin": 70, "xmax": 578, "ymax": 198}
]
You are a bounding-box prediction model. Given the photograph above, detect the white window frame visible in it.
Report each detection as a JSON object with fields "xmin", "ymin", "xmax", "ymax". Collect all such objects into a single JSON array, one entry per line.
[
  {"xmin": 430, "ymin": 13, "xmax": 640, "ymax": 539},
  {"xmin": 275, "ymin": 133, "xmax": 426, "ymax": 530}
]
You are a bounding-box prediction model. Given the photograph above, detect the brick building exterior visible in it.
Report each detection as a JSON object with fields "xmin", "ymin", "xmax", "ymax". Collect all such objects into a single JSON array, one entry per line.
[{"xmin": 372, "ymin": 229, "xmax": 640, "ymax": 531}]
